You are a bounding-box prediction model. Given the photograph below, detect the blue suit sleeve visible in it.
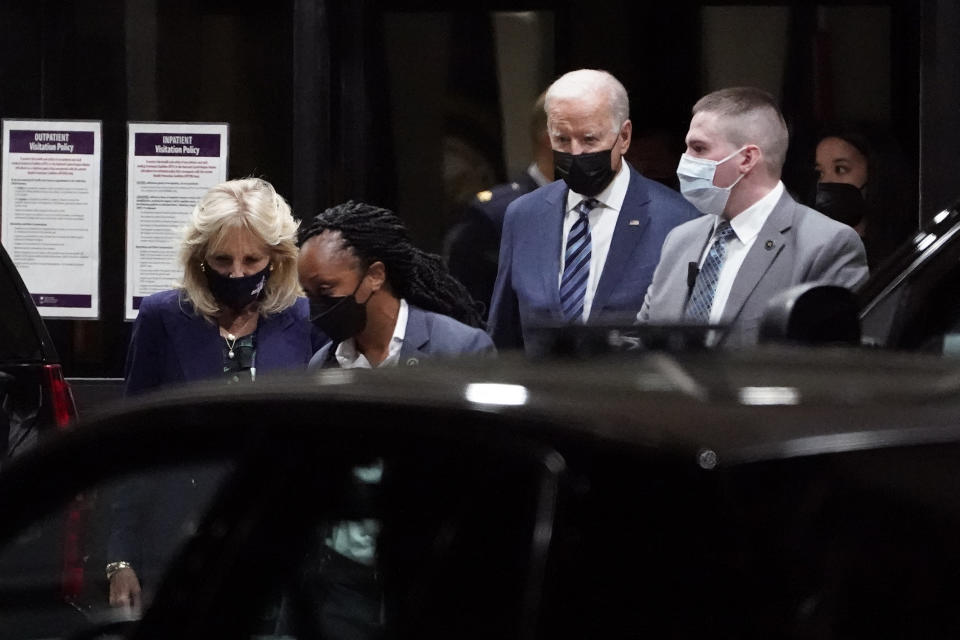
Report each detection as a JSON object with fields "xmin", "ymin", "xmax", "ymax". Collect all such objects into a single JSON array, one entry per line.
[
  {"xmin": 487, "ymin": 203, "xmax": 523, "ymax": 350},
  {"xmin": 124, "ymin": 297, "xmax": 165, "ymax": 397}
]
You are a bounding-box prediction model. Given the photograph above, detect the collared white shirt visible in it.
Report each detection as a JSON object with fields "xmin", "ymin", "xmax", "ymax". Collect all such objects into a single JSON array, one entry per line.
[
  {"xmin": 526, "ymin": 162, "xmax": 551, "ymax": 188},
  {"xmin": 702, "ymin": 181, "xmax": 784, "ymax": 323},
  {"xmin": 335, "ymin": 298, "xmax": 409, "ymax": 369},
  {"xmin": 559, "ymin": 160, "xmax": 630, "ymax": 320}
]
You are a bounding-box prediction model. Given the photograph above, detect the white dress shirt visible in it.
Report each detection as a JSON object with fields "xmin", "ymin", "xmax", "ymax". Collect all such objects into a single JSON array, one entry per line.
[
  {"xmin": 335, "ymin": 298, "xmax": 409, "ymax": 369},
  {"xmin": 559, "ymin": 161, "xmax": 630, "ymax": 320},
  {"xmin": 702, "ymin": 181, "xmax": 784, "ymax": 323}
]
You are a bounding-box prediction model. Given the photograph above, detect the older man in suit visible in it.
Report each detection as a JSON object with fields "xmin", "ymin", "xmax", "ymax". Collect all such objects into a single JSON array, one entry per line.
[
  {"xmin": 488, "ymin": 69, "xmax": 700, "ymax": 354},
  {"xmin": 638, "ymin": 87, "xmax": 868, "ymax": 347}
]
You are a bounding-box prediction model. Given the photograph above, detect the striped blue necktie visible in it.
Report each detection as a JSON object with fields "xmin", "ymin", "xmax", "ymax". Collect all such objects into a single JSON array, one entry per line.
[
  {"xmin": 560, "ymin": 198, "xmax": 598, "ymax": 322},
  {"xmin": 685, "ymin": 220, "xmax": 736, "ymax": 323}
]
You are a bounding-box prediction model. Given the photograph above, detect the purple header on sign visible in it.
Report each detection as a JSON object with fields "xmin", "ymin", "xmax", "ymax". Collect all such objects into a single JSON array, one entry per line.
[
  {"xmin": 9, "ymin": 130, "xmax": 95, "ymax": 154},
  {"xmin": 134, "ymin": 133, "xmax": 221, "ymax": 157},
  {"xmin": 32, "ymin": 294, "xmax": 92, "ymax": 308}
]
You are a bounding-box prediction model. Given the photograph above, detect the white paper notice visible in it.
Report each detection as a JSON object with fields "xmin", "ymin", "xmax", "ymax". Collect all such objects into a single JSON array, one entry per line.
[
  {"xmin": 1, "ymin": 120, "xmax": 102, "ymax": 319},
  {"xmin": 125, "ymin": 122, "xmax": 228, "ymax": 320}
]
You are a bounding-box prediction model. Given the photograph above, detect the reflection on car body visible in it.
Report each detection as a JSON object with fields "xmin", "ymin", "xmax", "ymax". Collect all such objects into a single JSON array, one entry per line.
[{"xmin": 2, "ymin": 350, "xmax": 960, "ymax": 638}]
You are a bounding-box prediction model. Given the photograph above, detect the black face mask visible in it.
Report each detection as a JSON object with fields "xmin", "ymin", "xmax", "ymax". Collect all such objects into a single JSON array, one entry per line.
[
  {"xmin": 553, "ymin": 147, "xmax": 617, "ymax": 197},
  {"xmin": 308, "ymin": 279, "xmax": 370, "ymax": 343},
  {"xmin": 815, "ymin": 182, "xmax": 869, "ymax": 227},
  {"xmin": 204, "ymin": 264, "xmax": 270, "ymax": 312}
]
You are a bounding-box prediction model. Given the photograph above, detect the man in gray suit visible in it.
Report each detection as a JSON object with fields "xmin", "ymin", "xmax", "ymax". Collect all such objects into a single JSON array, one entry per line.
[{"xmin": 639, "ymin": 87, "xmax": 868, "ymax": 347}]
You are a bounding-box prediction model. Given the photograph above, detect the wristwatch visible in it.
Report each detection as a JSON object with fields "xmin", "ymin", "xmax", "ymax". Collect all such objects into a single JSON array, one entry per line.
[{"xmin": 105, "ymin": 561, "xmax": 133, "ymax": 580}]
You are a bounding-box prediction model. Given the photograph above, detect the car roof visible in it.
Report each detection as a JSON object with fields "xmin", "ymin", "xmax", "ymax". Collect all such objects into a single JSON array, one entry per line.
[{"xmin": 83, "ymin": 346, "xmax": 960, "ymax": 469}]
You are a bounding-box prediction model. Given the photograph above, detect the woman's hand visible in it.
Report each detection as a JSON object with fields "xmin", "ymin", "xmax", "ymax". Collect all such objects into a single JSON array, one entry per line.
[{"xmin": 108, "ymin": 566, "xmax": 142, "ymax": 610}]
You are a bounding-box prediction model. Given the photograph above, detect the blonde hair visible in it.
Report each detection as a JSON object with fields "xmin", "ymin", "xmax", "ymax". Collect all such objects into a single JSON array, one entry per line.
[{"xmin": 179, "ymin": 177, "xmax": 301, "ymax": 319}]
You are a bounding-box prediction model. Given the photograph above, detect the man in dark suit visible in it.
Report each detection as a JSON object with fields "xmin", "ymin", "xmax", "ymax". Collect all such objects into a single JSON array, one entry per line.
[
  {"xmin": 443, "ymin": 91, "xmax": 554, "ymax": 319},
  {"xmin": 488, "ymin": 69, "xmax": 700, "ymax": 354},
  {"xmin": 638, "ymin": 87, "xmax": 868, "ymax": 347}
]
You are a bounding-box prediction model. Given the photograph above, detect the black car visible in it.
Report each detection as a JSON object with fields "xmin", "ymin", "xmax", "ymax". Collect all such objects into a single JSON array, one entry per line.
[
  {"xmin": 858, "ymin": 200, "xmax": 960, "ymax": 351},
  {"xmin": 0, "ymin": 243, "xmax": 78, "ymax": 458},
  {"xmin": 1, "ymin": 349, "xmax": 960, "ymax": 639},
  {"xmin": 0, "ymin": 243, "xmax": 82, "ymax": 631}
]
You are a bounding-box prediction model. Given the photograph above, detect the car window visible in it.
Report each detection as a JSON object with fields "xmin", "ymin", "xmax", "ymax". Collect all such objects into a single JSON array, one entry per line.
[
  {"xmin": 859, "ymin": 224, "xmax": 960, "ymax": 352},
  {"xmin": 0, "ymin": 461, "xmax": 233, "ymax": 639},
  {"xmin": 880, "ymin": 257, "xmax": 960, "ymax": 353},
  {"xmin": 0, "ymin": 251, "xmax": 46, "ymax": 362},
  {"xmin": 0, "ymin": 418, "xmax": 561, "ymax": 640}
]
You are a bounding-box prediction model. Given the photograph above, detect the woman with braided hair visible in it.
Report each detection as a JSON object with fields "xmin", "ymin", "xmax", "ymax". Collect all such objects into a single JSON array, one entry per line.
[
  {"xmin": 287, "ymin": 201, "xmax": 493, "ymax": 639},
  {"xmin": 298, "ymin": 200, "xmax": 494, "ymax": 369}
]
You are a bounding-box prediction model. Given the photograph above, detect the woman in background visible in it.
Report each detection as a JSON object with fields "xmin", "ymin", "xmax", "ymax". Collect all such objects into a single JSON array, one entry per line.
[{"xmin": 814, "ymin": 125, "xmax": 916, "ymax": 269}]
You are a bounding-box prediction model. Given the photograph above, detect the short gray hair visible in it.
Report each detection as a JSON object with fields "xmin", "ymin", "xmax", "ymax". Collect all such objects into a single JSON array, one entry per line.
[
  {"xmin": 693, "ymin": 87, "xmax": 789, "ymax": 175},
  {"xmin": 179, "ymin": 177, "xmax": 301, "ymax": 320},
  {"xmin": 545, "ymin": 69, "xmax": 629, "ymax": 136}
]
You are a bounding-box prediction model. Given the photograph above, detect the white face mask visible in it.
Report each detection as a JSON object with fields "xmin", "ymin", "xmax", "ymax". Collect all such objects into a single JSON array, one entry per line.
[{"xmin": 676, "ymin": 146, "xmax": 747, "ymax": 216}]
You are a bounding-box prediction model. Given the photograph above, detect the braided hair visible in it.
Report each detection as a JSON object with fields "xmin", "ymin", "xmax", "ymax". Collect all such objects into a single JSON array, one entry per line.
[{"xmin": 298, "ymin": 201, "xmax": 485, "ymax": 328}]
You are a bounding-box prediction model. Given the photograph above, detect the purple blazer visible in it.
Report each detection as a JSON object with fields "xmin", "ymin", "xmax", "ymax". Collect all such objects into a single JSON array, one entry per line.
[{"xmin": 125, "ymin": 289, "xmax": 323, "ymax": 395}]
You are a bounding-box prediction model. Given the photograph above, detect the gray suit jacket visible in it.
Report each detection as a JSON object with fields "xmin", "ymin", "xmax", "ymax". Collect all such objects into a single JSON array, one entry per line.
[
  {"xmin": 639, "ymin": 190, "xmax": 869, "ymax": 347},
  {"xmin": 309, "ymin": 303, "xmax": 495, "ymax": 368}
]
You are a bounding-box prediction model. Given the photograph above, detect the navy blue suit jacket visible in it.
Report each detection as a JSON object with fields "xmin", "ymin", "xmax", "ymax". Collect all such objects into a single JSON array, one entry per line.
[
  {"xmin": 488, "ymin": 165, "xmax": 699, "ymax": 353},
  {"xmin": 125, "ymin": 289, "xmax": 322, "ymax": 395},
  {"xmin": 309, "ymin": 303, "xmax": 495, "ymax": 369}
]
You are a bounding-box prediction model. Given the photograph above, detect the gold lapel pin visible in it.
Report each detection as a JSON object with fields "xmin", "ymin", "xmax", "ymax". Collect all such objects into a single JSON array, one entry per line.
[
  {"xmin": 629, "ymin": 220, "xmax": 640, "ymax": 226},
  {"xmin": 764, "ymin": 240, "xmax": 775, "ymax": 250}
]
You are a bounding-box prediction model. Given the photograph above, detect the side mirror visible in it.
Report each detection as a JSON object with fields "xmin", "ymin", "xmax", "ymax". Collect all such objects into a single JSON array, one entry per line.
[{"xmin": 759, "ymin": 283, "xmax": 861, "ymax": 346}]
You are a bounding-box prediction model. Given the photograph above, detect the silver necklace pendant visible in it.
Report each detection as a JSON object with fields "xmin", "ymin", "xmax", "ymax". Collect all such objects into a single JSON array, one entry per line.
[{"xmin": 224, "ymin": 331, "xmax": 238, "ymax": 360}]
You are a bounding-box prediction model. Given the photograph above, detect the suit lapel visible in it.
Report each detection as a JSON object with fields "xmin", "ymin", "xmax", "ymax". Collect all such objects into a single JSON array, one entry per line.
[
  {"xmin": 165, "ymin": 297, "xmax": 221, "ymax": 382},
  {"xmin": 720, "ymin": 192, "xmax": 794, "ymax": 325},
  {"xmin": 399, "ymin": 305, "xmax": 429, "ymax": 366},
  {"xmin": 539, "ymin": 183, "xmax": 567, "ymax": 313},
  {"xmin": 591, "ymin": 168, "xmax": 651, "ymax": 318},
  {"xmin": 255, "ymin": 309, "xmax": 296, "ymax": 372}
]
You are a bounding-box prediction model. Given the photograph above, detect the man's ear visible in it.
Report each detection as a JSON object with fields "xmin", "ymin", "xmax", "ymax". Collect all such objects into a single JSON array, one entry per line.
[
  {"xmin": 740, "ymin": 144, "xmax": 763, "ymax": 174},
  {"xmin": 366, "ymin": 261, "xmax": 387, "ymax": 291},
  {"xmin": 619, "ymin": 119, "xmax": 633, "ymax": 155}
]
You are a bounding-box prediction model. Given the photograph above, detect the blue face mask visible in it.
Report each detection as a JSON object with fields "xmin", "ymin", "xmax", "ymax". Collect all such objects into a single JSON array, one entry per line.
[{"xmin": 676, "ymin": 146, "xmax": 747, "ymax": 216}]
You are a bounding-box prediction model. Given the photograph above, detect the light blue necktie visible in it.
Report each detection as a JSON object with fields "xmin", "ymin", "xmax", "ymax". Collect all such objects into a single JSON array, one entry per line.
[
  {"xmin": 560, "ymin": 198, "xmax": 597, "ymax": 322},
  {"xmin": 685, "ymin": 220, "xmax": 736, "ymax": 323}
]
